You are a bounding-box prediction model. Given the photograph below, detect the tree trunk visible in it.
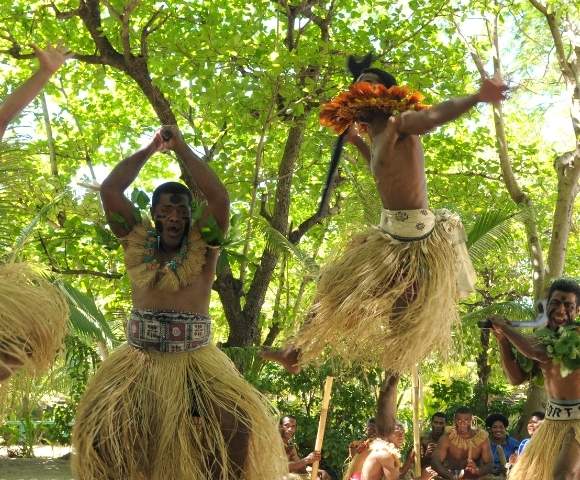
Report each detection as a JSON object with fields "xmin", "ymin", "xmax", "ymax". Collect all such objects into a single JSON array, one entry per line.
[
  {"xmin": 473, "ymin": 328, "xmax": 491, "ymax": 418},
  {"xmin": 223, "ymin": 120, "xmax": 307, "ymax": 346}
]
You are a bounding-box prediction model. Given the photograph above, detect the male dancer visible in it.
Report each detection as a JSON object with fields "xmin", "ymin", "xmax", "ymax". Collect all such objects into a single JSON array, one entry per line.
[
  {"xmin": 490, "ymin": 278, "xmax": 580, "ymax": 480},
  {"xmin": 0, "ymin": 44, "xmax": 70, "ymax": 384},
  {"xmin": 264, "ymin": 61, "xmax": 507, "ymax": 374},
  {"xmin": 72, "ymin": 126, "xmax": 287, "ymax": 479}
]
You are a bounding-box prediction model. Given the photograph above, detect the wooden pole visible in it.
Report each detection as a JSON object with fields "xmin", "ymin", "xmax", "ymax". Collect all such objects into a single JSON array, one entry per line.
[
  {"xmin": 411, "ymin": 365, "xmax": 422, "ymax": 478},
  {"xmin": 311, "ymin": 376, "xmax": 334, "ymax": 479}
]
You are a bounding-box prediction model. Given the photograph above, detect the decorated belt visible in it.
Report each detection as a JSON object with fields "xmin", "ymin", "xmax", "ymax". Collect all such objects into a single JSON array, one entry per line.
[
  {"xmin": 379, "ymin": 208, "xmax": 436, "ymax": 241},
  {"xmin": 545, "ymin": 398, "xmax": 580, "ymax": 421},
  {"xmin": 127, "ymin": 310, "xmax": 211, "ymax": 353}
]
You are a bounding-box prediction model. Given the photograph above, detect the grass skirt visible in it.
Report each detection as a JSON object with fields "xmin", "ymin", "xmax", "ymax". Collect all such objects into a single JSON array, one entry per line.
[
  {"xmin": 72, "ymin": 343, "xmax": 288, "ymax": 480},
  {"xmin": 509, "ymin": 419, "xmax": 580, "ymax": 480},
  {"xmin": 291, "ymin": 216, "xmax": 462, "ymax": 373},
  {"xmin": 0, "ymin": 263, "xmax": 68, "ymax": 376}
]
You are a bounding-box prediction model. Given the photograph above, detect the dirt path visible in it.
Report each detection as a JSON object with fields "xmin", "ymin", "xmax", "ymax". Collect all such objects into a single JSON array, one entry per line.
[{"xmin": 0, "ymin": 458, "xmax": 72, "ymax": 480}]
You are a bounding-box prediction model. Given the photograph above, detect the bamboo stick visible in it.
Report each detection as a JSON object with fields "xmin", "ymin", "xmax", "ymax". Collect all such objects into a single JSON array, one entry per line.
[
  {"xmin": 411, "ymin": 365, "xmax": 422, "ymax": 478},
  {"xmin": 311, "ymin": 376, "xmax": 334, "ymax": 479}
]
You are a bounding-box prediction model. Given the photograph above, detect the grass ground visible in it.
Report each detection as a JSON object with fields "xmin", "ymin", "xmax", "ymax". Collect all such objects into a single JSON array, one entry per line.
[{"xmin": 0, "ymin": 458, "xmax": 72, "ymax": 480}]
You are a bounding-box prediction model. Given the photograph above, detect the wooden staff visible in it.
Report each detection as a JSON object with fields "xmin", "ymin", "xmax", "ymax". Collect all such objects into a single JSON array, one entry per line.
[
  {"xmin": 411, "ymin": 365, "xmax": 422, "ymax": 478},
  {"xmin": 311, "ymin": 376, "xmax": 334, "ymax": 480}
]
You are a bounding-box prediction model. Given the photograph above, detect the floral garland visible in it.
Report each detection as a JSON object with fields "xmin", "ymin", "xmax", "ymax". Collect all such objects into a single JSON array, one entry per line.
[
  {"xmin": 367, "ymin": 438, "xmax": 401, "ymax": 468},
  {"xmin": 319, "ymin": 81, "xmax": 430, "ymax": 134},
  {"xmin": 121, "ymin": 217, "xmax": 208, "ymax": 291},
  {"xmin": 534, "ymin": 325, "xmax": 580, "ymax": 377}
]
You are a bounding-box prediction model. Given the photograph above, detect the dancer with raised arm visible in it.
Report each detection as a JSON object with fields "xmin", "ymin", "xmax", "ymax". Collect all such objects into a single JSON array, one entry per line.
[
  {"xmin": 72, "ymin": 126, "xmax": 287, "ymax": 480},
  {"xmin": 0, "ymin": 44, "xmax": 70, "ymax": 386},
  {"xmin": 263, "ymin": 56, "xmax": 506, "ymax": 374}
]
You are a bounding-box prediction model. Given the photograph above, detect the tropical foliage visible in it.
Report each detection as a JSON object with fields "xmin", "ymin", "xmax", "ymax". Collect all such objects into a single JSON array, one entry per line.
[{"xmin": 0, "ymin": 0, "xmax": 578, "ymax": 472}]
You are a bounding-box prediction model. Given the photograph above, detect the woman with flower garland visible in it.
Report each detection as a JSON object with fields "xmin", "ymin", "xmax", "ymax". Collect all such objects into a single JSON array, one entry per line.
[
  {"xmin": 263, "ymin": 56, "xmax": 507, "ymax": 374},
  {"xmin": 72, "ymin": 126, "xmax": 287, "ymax": 479},
  {"xmin": 490, "ymin": 278, "xmax": 580, "ymax": 480}
]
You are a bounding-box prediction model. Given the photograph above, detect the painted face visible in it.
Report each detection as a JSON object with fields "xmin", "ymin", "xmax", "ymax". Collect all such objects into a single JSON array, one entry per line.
[
  {"xmin": 527, "ymin": 415, "xmax": 544, "ymax": 437},
  {"xmin": 454, "ymin": 413, "xmax": 472, "ymax": 434},
  {"xmin": 151, "ymin": 193, "xmax": 192, "ymax": 251},
  {"xmin": 490, "ymin": 420, "xmax": 507, "ymax": 441},
  {"xmin": 280, "ymin": 417, "xmax": 297, "ymax": 442},
  {"xmin": 547, "ymin": 291, "xmax": 578, "ymax": 329},
  {"xmin": 431, "ymin": 416, "xmax": 446, "ymax": 435}
]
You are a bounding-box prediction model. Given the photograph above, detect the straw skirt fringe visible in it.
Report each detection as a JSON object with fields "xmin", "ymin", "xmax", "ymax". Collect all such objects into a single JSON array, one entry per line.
[
  {"xmin": 509, "ymin": 419, "xmax": 580, "ymax": 480},
  {"xmin": 291, "ymin": 219, "xmax": 461, "ymax": 373},
  {"xmin": 0, "ymin": 263, "xmax": 68, "ymax": 375},
  {"xmin": 72, "ymin": 343, "xmax": 288, "ymax": 480}
]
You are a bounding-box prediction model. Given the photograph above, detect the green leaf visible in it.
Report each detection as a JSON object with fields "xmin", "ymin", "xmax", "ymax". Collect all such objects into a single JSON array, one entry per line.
[
  {"xmin": 131, "ymin": 188, "xmax": 150, "ymax": 210},
  {"xmin": 58, "ymin": 282, "xmax": 119, "ymax": 349}
]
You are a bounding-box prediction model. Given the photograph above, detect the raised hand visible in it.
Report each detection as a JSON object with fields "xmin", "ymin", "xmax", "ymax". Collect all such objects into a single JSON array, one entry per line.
[
  {"xmin": 477, "ymin": 76, "xmax": 508, "ymax": 104},
  {"xmin": 32, "ymin": 43, "xmax": 72, "ymax": 75}
]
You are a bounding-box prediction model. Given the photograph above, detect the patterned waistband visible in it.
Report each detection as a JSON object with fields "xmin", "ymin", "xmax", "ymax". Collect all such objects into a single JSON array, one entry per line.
[
  {"xmin": 127, "ymin": 310, "xmax": 211, "ymax": 353},
  {"xmin": 379, "ymin": 208, "xmax": 436, "ymax": 241},
  {"xmin": 545, "ymin": 398, "xmax": 580, "ymax": 421}
]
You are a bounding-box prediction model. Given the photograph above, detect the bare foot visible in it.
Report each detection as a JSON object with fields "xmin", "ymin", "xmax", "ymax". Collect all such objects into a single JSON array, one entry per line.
[{"xmin": 260, "ymin": 346, "xmax": 302, "ymax": 374}]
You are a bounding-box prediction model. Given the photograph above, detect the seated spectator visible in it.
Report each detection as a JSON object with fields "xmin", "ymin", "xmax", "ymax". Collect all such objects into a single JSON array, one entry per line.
[
  {"xmin": 485, "ymin": 413, "xmax": 520, "ymax": 477},
  {"xmin": 279, "ymin": 415, "xmax": 332, "ymax": 480},
  {"xmin": 510, "ymin": 411, "xmax": 545, "ymax": 464},
  {"xmin": 344, "ymin": 421, "xmax": 422, "ymax": 480},
  {"xmin": 348, "ymin": 417, "xmax": 378, "ymax": 459},
  {"xmin": 432, "ymin": 406, "xmax": 493, "ymax": 479},
  {"xmin": 421, "ymin": 412, "xmax": 447, "ymax": 468}
]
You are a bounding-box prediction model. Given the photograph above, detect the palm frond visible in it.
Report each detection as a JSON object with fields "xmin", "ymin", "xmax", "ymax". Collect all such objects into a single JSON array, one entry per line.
[
  {"xmin": 0, "ymin": 147, "xmax": 36, "ymax": 250},
  {"xmin": 462, "ymin": 300, "xmax": 535, "ymax": 323},
  {"xmin": 8, "ymin": 191, "xmax": 67, "ymax": 262},
  {"xmin": 58, "ymin": 282, "xmax": 119, "ymax": 348},
  {"xmin": 466, "ymin": 206, "xmax": 527, "ymax": 263}
]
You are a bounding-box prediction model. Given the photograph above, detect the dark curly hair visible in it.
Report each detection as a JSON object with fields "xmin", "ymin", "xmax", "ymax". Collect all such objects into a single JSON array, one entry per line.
[
  {"xmin": 485, "ymin": 413, "xmax": 509, "ymax": 429},
  {"xmin": 548, "ymin": 278, "xmax": 580, "ymax": 305}
]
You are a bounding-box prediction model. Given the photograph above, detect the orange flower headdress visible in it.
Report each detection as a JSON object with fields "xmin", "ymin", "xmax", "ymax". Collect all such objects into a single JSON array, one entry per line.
[{"xmin": 320, "ymin": 81, "xmax": 430, "ymax": 134}]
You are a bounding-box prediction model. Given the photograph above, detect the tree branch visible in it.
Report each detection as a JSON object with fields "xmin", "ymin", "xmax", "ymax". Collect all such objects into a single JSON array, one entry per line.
[
  {"xmin": 455, "ymin": 9, "xmax": 546, "ymax": 299},
  {"xmin": 50, "ymin": 267, "xmax": 123, "ymax": 279},
  {"xmin": 529, "ymin": 0, "xmax": 575, "ymax": 83},
  {"xmin": 78, "ymin": 0, "xmax": 125, "ymax": 67},
  {"xmin": 140, "ymin": 8, "xmax": 166, "ymax": 58},
  {"xmin": 288, "ymin": 172, "xmax": 340, "ymax": 244},
  {"xmin": 38, "ymin": 235, "xmax": 122, "ymax": 279},
  {"xmin": 47, "ymin": 1, "xmax": 80, "ymax": 19}
]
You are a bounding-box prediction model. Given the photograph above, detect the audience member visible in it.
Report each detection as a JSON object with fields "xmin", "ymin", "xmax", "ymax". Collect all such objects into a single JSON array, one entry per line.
[
  {"xmin": 280, "ymin": 415, "xmax": 331, "ymax": 480},
  {"xmin": 421, "ymin": 412, "xmax": 447, "ymax": 468},
  {"xmin": 509, "ymin": 411, "xmax": 545, "ymax": 464},
  {"xmin": 432, "ymin": 406, "xmax": 493, "ymax": 479},
  {"xmin": 348, "ymin": 418, "xmax": 378, "ymax": 459},
  {"xmin": 485, "ymin": 413, "xmax": 519, "ymax": 477}
]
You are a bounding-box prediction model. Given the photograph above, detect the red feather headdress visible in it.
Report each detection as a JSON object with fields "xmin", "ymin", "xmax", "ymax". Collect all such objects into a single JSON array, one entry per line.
[{"xmin": 320, "ymin": 81, "xmax": 430, "ymax": 134}]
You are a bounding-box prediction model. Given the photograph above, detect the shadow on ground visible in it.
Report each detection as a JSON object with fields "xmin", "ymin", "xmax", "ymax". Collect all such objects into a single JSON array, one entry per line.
[{"xmin": 0, "ymin": 458, "xmax": 72, "ymax": 480}]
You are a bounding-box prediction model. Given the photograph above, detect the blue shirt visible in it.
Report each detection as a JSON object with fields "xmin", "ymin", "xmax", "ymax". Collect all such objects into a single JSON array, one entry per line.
[
  {"xmin": 517, "ymin": 438, "xmax": 530, "ymax": 455},
  {"xmin": 490, "ymin": 436, "xmax": 520, "ymax": 466}
]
